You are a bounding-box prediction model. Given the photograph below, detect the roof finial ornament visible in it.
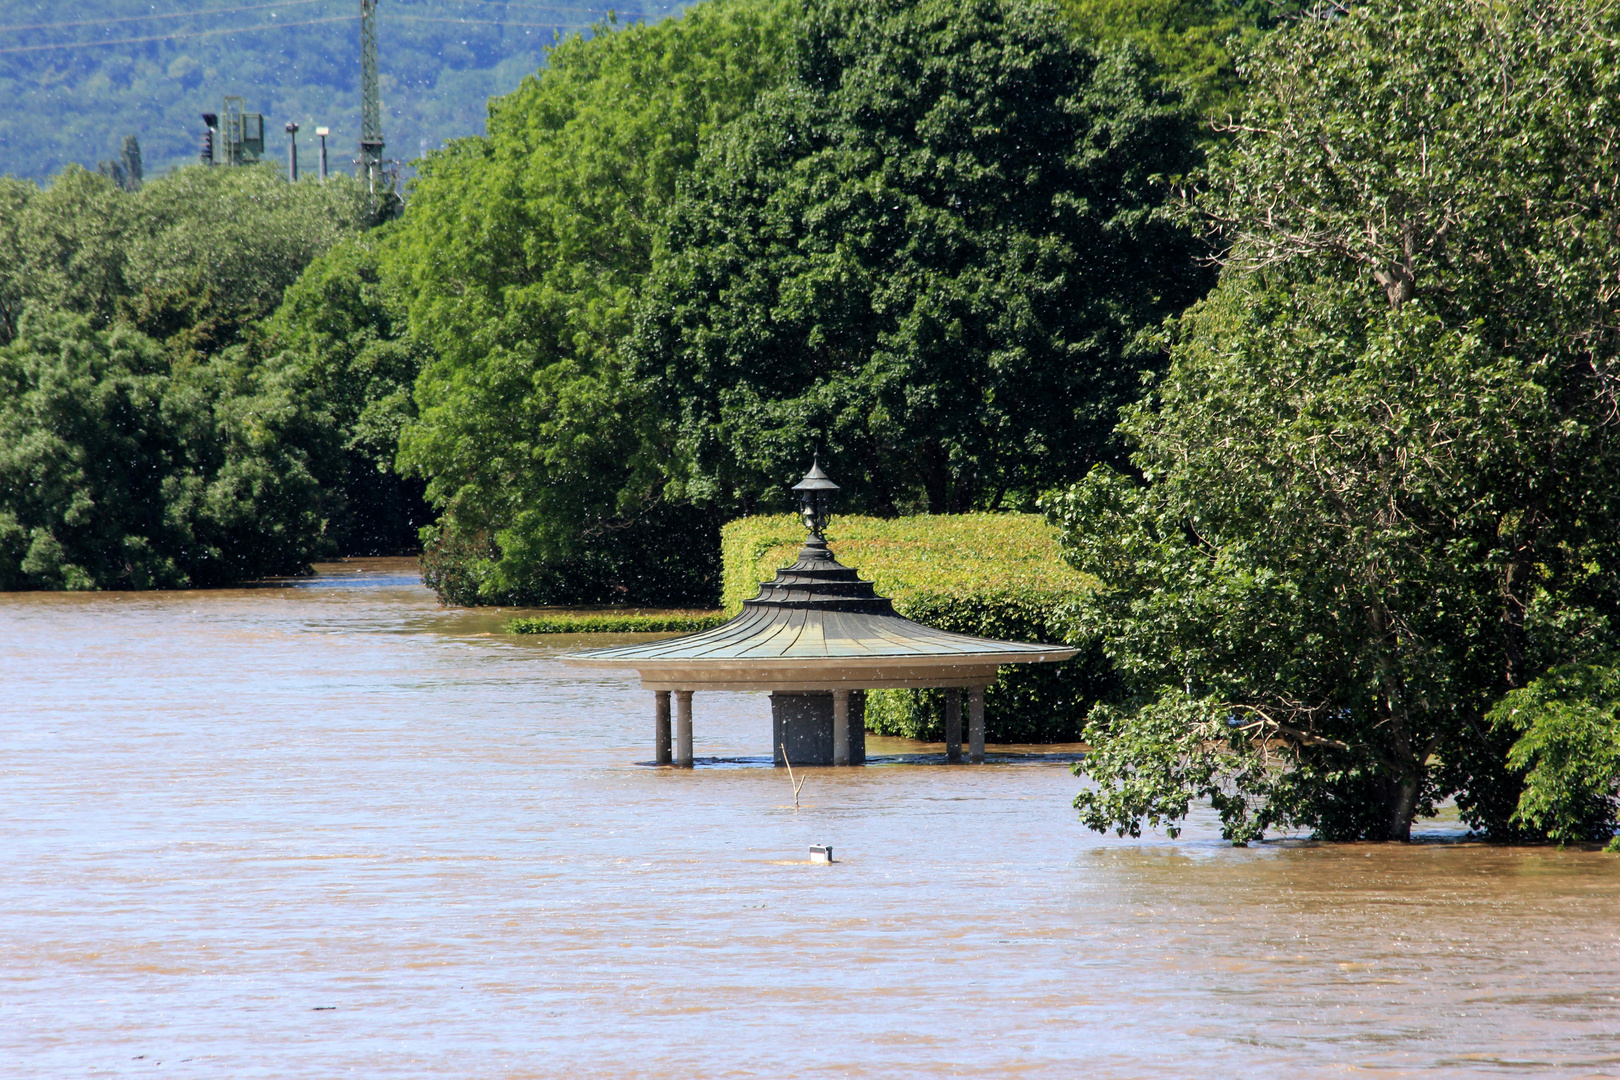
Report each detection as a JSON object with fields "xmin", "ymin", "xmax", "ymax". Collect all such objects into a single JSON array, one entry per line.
[{"xmin": 791, "ymin": 456, "xmax": 840, "ymax": 560}]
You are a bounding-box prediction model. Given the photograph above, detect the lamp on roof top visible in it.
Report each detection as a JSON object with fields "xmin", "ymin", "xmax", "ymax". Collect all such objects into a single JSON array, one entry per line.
[{"xmin": 791, "ymin": 457, "xmax": 840, "ymax": 541}]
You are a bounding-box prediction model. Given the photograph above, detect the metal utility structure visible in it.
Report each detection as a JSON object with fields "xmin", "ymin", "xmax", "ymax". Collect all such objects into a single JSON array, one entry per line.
[
  {"xmin": 564, "ymin": 461, "xmax": 1078, "ymax": 768},
  {"xmin": 199, "ymin": 113, "xmax": 218, "ymax": 165},
  {"xmin": 219, "ymin": 96, "xmax": 265, "ymax": 166},
  {"xmin": 315, "ymin": 126, "xmax": 331, "ymax": 182},
  {"xmin": 359, "ymin": 0, "xmax": 386, "ymax": 193},
  {"xmin": 285, "ymin": 121, "xmax": 300, "ymax": 182}
]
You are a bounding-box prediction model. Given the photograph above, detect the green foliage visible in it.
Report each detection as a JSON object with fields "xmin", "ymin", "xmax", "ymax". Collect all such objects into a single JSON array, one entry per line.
[
  {"xmin": 0, "ymin": 163, "xmax": 373, "ymax": 348},
  {"xmin": 1489, "ymin": 662, "xmax": 1620, "ymax": 844},
  {"xmin": 0, "ymin": 0, "xmax": 688, "ymax": 183},
  {"xmin": 392, "ymin": 0, "xmax": 792, "ymax": 605},
  {"xmin": 722, "ymin": 512, "xmax": 1109, "ymax": 742},
  {"xmin": 721, "ymin": 511, "xmax": 1089, "ymax": 613},
  {"xmin": 1070, "ymin": 689, "xmax": 1267, "ymax": 842},
  {"xmin": 0, "ymin": 163, "xmax": 379, "ymax": 590},
  {"xmin": 1056, "ymin": 0, "xmax": 1291, "ymax": 119},
  {"xmin": 637, "ymin": 0, "xmax": 1210, "ymax": 518},
  {"xmin": 265, "ymin": 232, "xmax": 431, "ymax": 554},
  {"xmin": 1046, "ymin": 0, "xmax": 1620, "ymax": 843},
  {"xmin": 0, "ymin": 312, "xmax": 333, "ymax": 590},
  {"xmin": 506, "ymin": 611, "xmax": 726, "ymax": 634},
  {"xmin": 123, "ymin": 165, "xmax": 377, "ymax": 332}
]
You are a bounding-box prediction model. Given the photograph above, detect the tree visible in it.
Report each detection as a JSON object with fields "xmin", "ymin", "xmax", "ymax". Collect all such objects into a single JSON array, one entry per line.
[
  {"xmin": 635, "ymin": 0, "xmax": 1208, "ymax": 520},
  {"xmin": 1056, "ymin": 0, "xmax": 1294, "ymax": 120},
  {"xmin": 0, "ymin": 163, "xmax": 380, "ymax": 589},
  {"xmin": 391, "ymin": 1, "xmax": 794, "ymax": 604},
  {"xmin": 0, "ymin": 163, "xmax": 372, "ymax": 351},
  {"xmin": 1045, "ymin": 0, "xmax": 1620, "ymax": 843},
  {"xmin": 96, "ymin": 134, "xmax": 144, "ymax": 192},
  {"xmin": 8, "ymin": 167, "xmax": 132, "ymax": 332},
  {"xmin": 0, "ymin": 312, "xmax": 335, "ymax": 590},
  {"xmin": 0, "ymin": 177, "xmax": 35, "ymax": 346},
  {"xmin": 1489, "ymin": 661, "xmax": 1620, "ymax": 845},
  {"xmin": 264, "ymin": 233, "xmax": 431, "ymax": 555}
]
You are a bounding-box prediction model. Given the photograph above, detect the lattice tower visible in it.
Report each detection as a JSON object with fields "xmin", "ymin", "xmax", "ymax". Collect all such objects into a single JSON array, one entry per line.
[{"xmin": 359, "ymin": 0, "xmax": 384, "ymax": 190}]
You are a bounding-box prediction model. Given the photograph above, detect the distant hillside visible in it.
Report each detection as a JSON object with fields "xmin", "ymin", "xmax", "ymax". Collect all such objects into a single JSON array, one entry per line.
[{"xmin": 0, "ymin": 0, "xmax": 686, "ymax": 183}]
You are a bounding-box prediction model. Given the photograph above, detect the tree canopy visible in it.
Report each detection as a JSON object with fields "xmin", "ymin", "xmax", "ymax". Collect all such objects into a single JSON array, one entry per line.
[
  {"xmin": 1047, "ymin": 0, "xmax": 1620, "ymax": 843},
  {"xmin": 0, "ymin": 311, "xmax": 332, "ymax": 589},
  {"xmin": 635, "ymin": 0, "xmax": 1207, "ymax": 519},
  {"xmin": 1056, "ymin": 0, "xmax": 1290, "ymax": 119},
  {"xmin": 389, "ymin": 0, "xmax": 795, "ymax": 604},
  {"xmin": 0, "ymin": 164, "xmax": 376, "ymax": 588}
]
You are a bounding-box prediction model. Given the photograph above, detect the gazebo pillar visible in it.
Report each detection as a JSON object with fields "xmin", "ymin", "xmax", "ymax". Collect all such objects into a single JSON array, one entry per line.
[
  {"xmin": 654, "ymin": 690, "xmax": 672, "ymax": 765},
  {"xmin": 968, "ymin": 685, "xmax": 985, "ymax": 764},
  {"xmin": 674, "ymin": 690, "xmax": 693, "ymax": 768},
  {"xmin": 945, "ymin": 687, "xmax": 962, "ymax": 763},
  {"xmin": 833, "ymin": 689, "xmax": 851, "ymax": 766}
]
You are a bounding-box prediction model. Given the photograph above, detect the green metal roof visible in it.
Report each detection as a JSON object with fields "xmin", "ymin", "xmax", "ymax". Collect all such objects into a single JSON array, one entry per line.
[{"xmin": 565, "ymin": 536, "xmax": 1074, "ymax": 669}]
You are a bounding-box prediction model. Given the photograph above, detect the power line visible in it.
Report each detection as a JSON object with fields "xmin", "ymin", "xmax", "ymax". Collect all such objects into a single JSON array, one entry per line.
[
  {"xmin": 0, "ymin": 15, "xmax": 356, "ymax": 56},
  {"xmin": 0, "ymin": 0, "xmax": 332, "ymax": 36},
  {"xmin": 0, "ymin": 1, "xmax": 673, "ymax": 58},
  {"xmin": 398, "ymin": 0, "xmax": 647, "ymax": 16},
  {"xmin": 0, "ymin": 0, "xmax": 669, "ymax": 37},
  {"xmin": 392, "ymin": 15, "xmax": 585, "ymax": 28}
]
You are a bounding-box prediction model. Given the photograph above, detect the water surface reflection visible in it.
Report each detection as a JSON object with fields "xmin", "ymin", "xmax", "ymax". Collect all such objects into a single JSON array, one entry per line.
[{"xmin": 2, "ymin": 559, "xmax": 1617, "ymax": 1077}]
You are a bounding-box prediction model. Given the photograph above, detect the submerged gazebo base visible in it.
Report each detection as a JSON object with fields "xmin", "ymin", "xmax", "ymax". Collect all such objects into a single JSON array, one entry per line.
[
  {"xmin": 772, "ymin": 691, "xmax": 867, "ymax": 767},
  {"xmin": 642, "ymin": 682, "xmax": 993, "ymax": 768}
]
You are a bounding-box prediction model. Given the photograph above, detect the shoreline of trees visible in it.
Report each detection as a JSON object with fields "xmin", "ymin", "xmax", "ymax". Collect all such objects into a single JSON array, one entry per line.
[{"xmin": 2, "ymin": 0, "xmax": 1616, "ymax": 845}]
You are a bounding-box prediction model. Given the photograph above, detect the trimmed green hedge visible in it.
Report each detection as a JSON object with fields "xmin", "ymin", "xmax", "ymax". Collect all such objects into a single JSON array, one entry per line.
[
  {"xmin": 721, "ymin": 514, "xmax": 1112, "ymax": 742},
  {"xmin": 506, "ymin": 611, "xmax": 727, "ymax": 634}
]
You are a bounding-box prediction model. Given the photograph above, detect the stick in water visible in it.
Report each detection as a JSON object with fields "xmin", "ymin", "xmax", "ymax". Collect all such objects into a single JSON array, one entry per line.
[{"xmin": 781, "ymin": 743, "xmax": 807, "ymax": 810}]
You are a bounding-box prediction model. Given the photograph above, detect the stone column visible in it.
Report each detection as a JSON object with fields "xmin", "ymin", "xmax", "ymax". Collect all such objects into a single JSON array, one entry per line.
[
  {"xmin": 968, "ymin": 685, "xmax": 985, "ymax": 764},
  {"xmin": 945, "ymin": 687, "xmax": 962, "ymax": 763},
  {"xmin": 674, "ymin": 690, "xmax": 693, "ymax": 768},
  {"xmin": 655, "ymin": 690, "xmax": 672, "ymax": 765},
  {"xmin": 833, "ymin": 689, "xmax": 851, "ymax": 766}
]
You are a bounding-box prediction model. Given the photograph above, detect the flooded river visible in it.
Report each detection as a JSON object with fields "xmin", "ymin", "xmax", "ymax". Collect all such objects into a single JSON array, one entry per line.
[{"xmin": 3, "ymin": 559, "xmax": 1619, "ymax": 1077}]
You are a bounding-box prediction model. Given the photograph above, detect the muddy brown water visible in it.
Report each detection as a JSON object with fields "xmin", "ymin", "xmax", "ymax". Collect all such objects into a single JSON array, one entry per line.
[{"xmin": 3, "ymin": 558, "xmax": 1618, "ymax": 1077}]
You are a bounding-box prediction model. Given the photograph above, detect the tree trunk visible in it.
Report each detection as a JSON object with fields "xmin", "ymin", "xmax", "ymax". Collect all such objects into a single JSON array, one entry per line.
[
  {"xmin": 1366, "ymin": 596, "xmax": 1420, "ymax": 841},
  {"xmin": 1383, "ymin": 769, "xmax": 1420, "ymax": 841}
]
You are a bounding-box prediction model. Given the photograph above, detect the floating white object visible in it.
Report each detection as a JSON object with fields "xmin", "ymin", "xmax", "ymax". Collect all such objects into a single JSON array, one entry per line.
[{"xmin": 809, "ymin": 845, "xmax": 833, "ymax": 864}]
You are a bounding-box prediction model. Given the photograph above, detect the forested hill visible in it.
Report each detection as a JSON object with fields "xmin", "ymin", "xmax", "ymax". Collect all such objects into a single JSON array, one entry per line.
[{"xmin": 0, "ymin": 0, "xmax": 685, "ymax": 182}]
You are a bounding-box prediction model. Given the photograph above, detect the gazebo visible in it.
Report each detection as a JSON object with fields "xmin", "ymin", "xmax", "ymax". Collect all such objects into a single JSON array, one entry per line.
[{"xmin": 562, "ymin": 462, "xmax": 1077, "ymax": 767}]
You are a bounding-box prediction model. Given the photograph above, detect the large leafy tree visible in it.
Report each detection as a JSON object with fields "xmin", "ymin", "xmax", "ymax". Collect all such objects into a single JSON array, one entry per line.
[
  {"xmin": 265, "ymin": 234, "xmax": 432, "ymax": 556},
  {"xmin": 0, "ymin": 313, "xmax": 334, "ymax": 590},
  {"xmin": 392, "ymin": 1, "xmax": 793, "ymax": 604},
  {"xmin": 0, "ymin": 165, "xmax": 376, "ymax": 589},
  {"xmin": 635, "ymin": 0, "xmax": 1208, "ymax": 519},
  {"xmin": 1047, "ymin": 0, "xmax": 1620, "ymax": 843}
]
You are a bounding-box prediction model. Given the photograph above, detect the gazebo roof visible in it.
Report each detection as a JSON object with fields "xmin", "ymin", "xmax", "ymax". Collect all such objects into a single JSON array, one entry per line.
[{"xmin": 563, "ymin": 503, "xmax": 1076, "ymax": 692}]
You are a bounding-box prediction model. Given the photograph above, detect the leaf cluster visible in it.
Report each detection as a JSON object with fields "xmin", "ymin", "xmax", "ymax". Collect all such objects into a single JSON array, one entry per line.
[
  {"xmin": 0, "ymin": 163, "xmax": 379, "ymax": 589},
  {"xmin": 1046, "ymin": 0, "xmax": 1620, "ymax": 842},
  {"xmin": 637, "ymin": 0, "xmax": 1210, "ymax": 518},
  {"xmin": 391, "ymin": 0, "xmax": 794, "ymax": 605}
]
